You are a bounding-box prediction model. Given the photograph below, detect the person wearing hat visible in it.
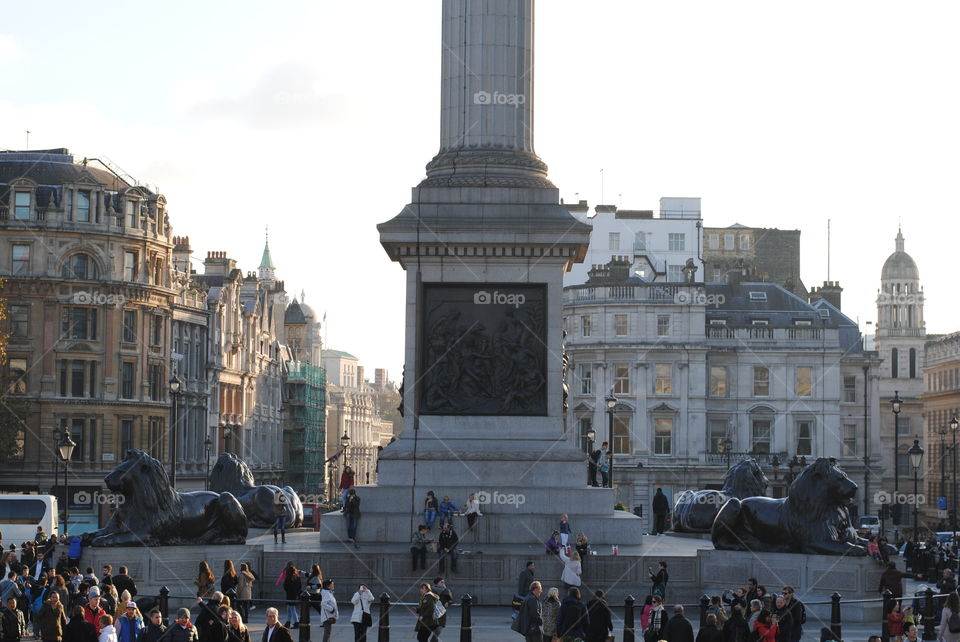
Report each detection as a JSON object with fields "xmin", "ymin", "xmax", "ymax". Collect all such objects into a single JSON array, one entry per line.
[
  {"xmin": 82, "ymin": 588, "xmax": 107, "ymax": 635},
  {"xmin": 116, "ymin": 602, "xmax": 143, "ymax": 642},
  {"xmin": 156, "ymin": 609, "xmax": 198, "ymax": 642}
]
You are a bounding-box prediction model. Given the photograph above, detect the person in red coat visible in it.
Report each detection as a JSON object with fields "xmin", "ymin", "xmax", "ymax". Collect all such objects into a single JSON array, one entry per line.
[
  {"xmin": 753, "ymin": 610, "xmax": 778, "ymax": 642},
  {"xmin": 338, "ymin": 466, "xmax": 355, "ymax": 506},
  {"xmin": 81, "ymin": 589, "xmax": 106, "ymax": 635}
]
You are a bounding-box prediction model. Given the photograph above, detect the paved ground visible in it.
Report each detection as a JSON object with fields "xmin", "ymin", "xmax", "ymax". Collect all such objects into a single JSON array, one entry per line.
[{"xmin": 238, "ymin": 605, "xmax": 886, "ymax": 641}]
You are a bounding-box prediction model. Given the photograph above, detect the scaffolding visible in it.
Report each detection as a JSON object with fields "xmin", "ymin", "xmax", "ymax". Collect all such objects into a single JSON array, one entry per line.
[{"xmin": 286, "ymin": 360, "xmax": 326, "ymax": 493}]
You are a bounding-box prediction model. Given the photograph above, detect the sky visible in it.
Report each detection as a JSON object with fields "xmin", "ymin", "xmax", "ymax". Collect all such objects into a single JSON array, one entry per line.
[{"xmin": 2, "ymin": 1, "xmax": 959, "ymax": 380}]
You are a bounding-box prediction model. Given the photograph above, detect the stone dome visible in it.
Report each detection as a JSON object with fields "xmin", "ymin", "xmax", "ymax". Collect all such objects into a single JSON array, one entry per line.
[
  {"xmin": 881, "ymin": 230, "xmax": 919, "ymax": 282},
  {"xmin": 284, "ymin": 298, "xmax": 316, "ymax": 325}
]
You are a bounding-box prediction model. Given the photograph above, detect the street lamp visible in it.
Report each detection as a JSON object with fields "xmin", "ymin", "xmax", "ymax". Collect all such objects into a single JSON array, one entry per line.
[
  {"xmin": 605, "ymin": 394, "xmax": 617, "ymax": 488},
  {"xmin": 223, "ymin": 427, "xmax": 232, "ymax": 454},
  {"xmin": 909, "ymin": 439, "xmax": 924, "ymax": 539},
  {"xmin": 57, "ymin": 431, "xmax": 77, "ymax": 536},
  {"xmin": 952, "ymin": 416, "xmax": 959, "ymax": 539},
  {"xmin": 340, "ymin": 431, "xmax": 351, "ymax": 467},
  {"xmin": 940, "ymin": 425, "xmax": 948, "ymax": 529},
  {"xmin": 168, "ymin": 376, "xmax": 183, "ymax": 489},
  {"xmin": 724, "ymin": 438, "xmax": 733, "ymax": 470},
  {"xmin": 204, "ymin": 435, "xmax": 213, "ymax": 490},
  {"xmin": 892, "ymin": 390, "xmax": 902, "ymax": 528}
]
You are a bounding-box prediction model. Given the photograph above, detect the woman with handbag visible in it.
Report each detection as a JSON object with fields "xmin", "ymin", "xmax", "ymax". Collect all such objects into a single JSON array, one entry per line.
[{"xmin": 349, "ymin": 584, "xmax": 374, "ymax": 642}]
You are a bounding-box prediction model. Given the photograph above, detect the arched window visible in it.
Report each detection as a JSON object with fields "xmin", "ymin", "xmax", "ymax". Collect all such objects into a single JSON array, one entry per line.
[
  {"xmin": 61, "ymin": 253, "xmax": 100, "ymax": 280},
  {"xmin": 909, "ymin": 348, "xmax": 917, "ymax": 379},
  {"xmin": 891, "ymin": 348, "xmax": 899, "ymax": 379}
]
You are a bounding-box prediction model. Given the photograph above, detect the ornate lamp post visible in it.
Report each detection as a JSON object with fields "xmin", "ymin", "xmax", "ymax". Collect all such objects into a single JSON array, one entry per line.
[
  {"xmin": 909, "ymin": 439, "xmax": 924, "ymax": 538},
  {"xmin": 952, "ymin": 416, "xmax": 959, "ymax": 539},
  {"xmin": 204, "ymin": 435, "xmax": 213, "ymax": 490},
  {"xmin": 605, "ymin": 394, "xmax": 617, "ymax": 488},
  {"xmin": 168, "ymin": 376, "xmax": 183, "ymax": 489},
  {"xmin": 340, "ymin": 431, "xmax": 351, "ymax": 467},
  {"xmin": 892, "ymin": 391, "xmax": 902, "ymax": 527},
  {"xmin": 57, "ymin": 431, "xmax": 77, "ymax": 535}
]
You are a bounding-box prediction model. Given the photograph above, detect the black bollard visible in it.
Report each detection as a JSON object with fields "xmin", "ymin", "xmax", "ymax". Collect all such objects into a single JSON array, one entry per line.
[
  {"xmin": 624, "ymin": 595, "xmax": 636, "ymax": 642},
  {"xmin": 923, "ymin": 587, "xmax": 936, "ymax": 640},
  {"xmin": 882, "ymin": 589, "xmax": 893, "ymax": 640},
  {"xmin": 700, "ymin": 594, "xmax": 710, "ymax": 627},
  {"xmin": 830, "ymin": 592, "xmax": 842, "ymax": 642},
  {"xmin": 158, "ymin": 586, "xmax": 170, "ymax": 624},
  {"xmin": 298, "ymin": 590, "xmax": 311, "ymax": 642},
  {"xmin": 378, "ymin": 593, "xmax": 390, "ymax": 642},
  {"xmin": 460, "ymin": 594, "xmax": 472, "ymax": 642}
]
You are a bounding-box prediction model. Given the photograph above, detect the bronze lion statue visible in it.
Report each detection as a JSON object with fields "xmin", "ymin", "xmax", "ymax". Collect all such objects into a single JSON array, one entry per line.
[
  {"xmin": 673, "ymin": 458, "xmax": 768, "ymax": 532},
  {"xmin": 82, "ymin": 450, "xmax": 248, "ymax": 546},
  {"xmin": 209, "ymin": 452, "xmax": 303, "ymax": 528},
  {"xmin": 712, "ymin": 457, "xmax": 867, "ymax": 555}
]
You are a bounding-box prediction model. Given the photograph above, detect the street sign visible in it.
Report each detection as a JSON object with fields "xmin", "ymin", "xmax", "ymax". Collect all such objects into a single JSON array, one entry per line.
[{"xmin": 939, "ymin": 510, "xmax": 948, "ymax": 519}]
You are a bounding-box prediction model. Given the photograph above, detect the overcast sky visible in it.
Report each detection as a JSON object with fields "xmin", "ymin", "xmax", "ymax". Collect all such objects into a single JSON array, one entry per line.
[{"xmin": 3, "ymin": 1, "xmax": 958, "ymax": 380}]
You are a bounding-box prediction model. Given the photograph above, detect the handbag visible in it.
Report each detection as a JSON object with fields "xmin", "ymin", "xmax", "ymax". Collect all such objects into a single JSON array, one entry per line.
[{"xmin": 362, "ymin": 611, "xmax": 372, "ymax": 627}]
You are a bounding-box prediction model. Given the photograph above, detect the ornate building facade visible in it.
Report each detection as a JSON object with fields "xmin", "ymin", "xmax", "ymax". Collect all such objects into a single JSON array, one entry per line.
[{"xmin": 921, "ymin": 333, "xmax": 960, "ymax": 528}]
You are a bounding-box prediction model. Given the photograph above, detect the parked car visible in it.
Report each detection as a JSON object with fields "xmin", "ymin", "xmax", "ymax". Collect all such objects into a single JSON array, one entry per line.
[{"xmin": 857, "ymin": 515, "xmax": 880, "ymax": 537}]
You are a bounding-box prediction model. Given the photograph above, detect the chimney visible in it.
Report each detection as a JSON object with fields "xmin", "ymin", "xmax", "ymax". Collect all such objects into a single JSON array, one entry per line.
[
  {"xmin": 203, "ymin": 251, "xmax": 237, "ymax": 276},
  {"xmin": 172, "ymin": 236, "xmax": 191, "ymax": 273},
  {"xmin": 357, "ymin": 365, "xmax": 365, "ymax": 387},
  {"xmin": 810, "ymin": 281, "xmax": 843, "ymax": 310}
]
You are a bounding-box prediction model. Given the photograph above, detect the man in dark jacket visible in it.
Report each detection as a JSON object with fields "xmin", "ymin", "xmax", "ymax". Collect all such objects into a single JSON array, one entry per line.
[
  {"xmin": 652, "ymin": 488, "xmax": 670, "ymax": 535},
  {"xmin": 137, "ymin": 610, "xmax": 166, "ymax": 642},
  {"xmin": 517, "ymin": 562, "xmax": 536, "ymax": 598},
  {"xmin": 36, "ymin": 591, "xmax": 67, "ymax": 642},
  {"xmin": 586, "ymin": 589, "xmax": 613, "ymax": 642},
  {"xmin": 780, "ymin": 587, "xmax": 804, "ymax": 642},
  {"xmin": 158, "ymin": 609, "xmax": 199, "ymax": 642},
  {"xmin": 2, "ymin": 597, "xmax": 25, "ymax": 642},
  {"xmin": 437, "ymin": 524, "xmax": 459, "ymax": 574},
  {"xmin": 663, "ymin": 605, "xmax": 694, "ymax": 642},
  {"xmin": 556, "ymin": 588, "xmax": 589, "ymax": 641},
  {"xmin": 193, "ymin": 598, "xmax": 227, "ymax": 642},
  {"xmin": 112, "ymin": 569, "xmax": 137, "ymax": 600},
  {"xmin": 722, "ymin": 605, "xmax": 750, "ymax": 642},
  {"xmin": 695, "ymin": 613, "xmax": 723, "ymax": 642},
  {"xmin": 64, "ymin": 606, "xmax": 97, "ymax": 642},
  {"xmin": 260, "ymin": 609, "xmax": 292, "ymax": 642},
  {"xmin": 518, "ymin": 581, "xmax": 543, "ymax": 642}
]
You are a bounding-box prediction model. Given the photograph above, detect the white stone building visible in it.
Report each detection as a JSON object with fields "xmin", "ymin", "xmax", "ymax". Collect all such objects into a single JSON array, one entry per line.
[{"xmin": 563, "ymin": 262, "xmax": 882, "ymax": 532}]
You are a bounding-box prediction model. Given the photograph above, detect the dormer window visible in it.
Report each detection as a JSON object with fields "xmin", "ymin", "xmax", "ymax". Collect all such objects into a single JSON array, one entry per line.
[
  {"xmin": 126, "ymin": 200, "xmax": 138, "ymax": 228},
  {"xmin": 14, "ymin": 192, "xmax": 30, "ymax": 220},
  {"xmin": 709, "ymin": 318, "xmax": 727, "ymax": 326},
  {"xmin": 76, "ymin": 191, "xmax": 91, "ymax": 222},
  {"xmin": 748, "ymin": 291, "xmax": 767, "ymax": 301},
  {"xmin": 751, "ymin": 319, "xmax": 769, "ymax": 326}
]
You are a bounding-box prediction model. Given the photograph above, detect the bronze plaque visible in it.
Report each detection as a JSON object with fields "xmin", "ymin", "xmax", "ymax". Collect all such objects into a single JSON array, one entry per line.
[{"xmin": 419, "ymin": 284, "xmax": 547, "ymax": 416}]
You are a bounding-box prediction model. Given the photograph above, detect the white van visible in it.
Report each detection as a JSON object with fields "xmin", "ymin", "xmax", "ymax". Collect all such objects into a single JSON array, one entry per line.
[{"xmin": 0, "ymin": 495, "xmax": 58, "ymax": 544}]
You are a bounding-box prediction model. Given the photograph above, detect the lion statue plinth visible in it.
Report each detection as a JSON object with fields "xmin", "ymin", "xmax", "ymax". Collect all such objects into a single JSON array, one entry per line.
[
  {"xmin": 712, "ymin": 457, "xmax": 867, "ymax": 556},
  {"xmin": 673, "ymin": 458, "xmax": 768, "ymax": 533},
  {"xmin": 82, "ymin": 450, "xmax": 247, "ymax": 547},
  {"xmin": 209, "ymin": 453, "xmax": 303, "ymax": 528}
]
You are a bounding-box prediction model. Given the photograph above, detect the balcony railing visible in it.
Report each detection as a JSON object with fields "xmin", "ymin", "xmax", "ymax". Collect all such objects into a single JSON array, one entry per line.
[
  {"xmin": 702, "ymin": 450, "xmax": 788, "ymax": 465},
  {"xmin": 565, "ymin": 284, "xmax": 700, "ymax": 305},
  {"xmin": 706, "ymin": 326, "xmax": 834, "ymax": 345}
]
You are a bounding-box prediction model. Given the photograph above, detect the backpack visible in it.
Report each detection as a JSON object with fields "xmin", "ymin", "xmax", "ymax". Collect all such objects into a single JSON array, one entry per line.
[
  {"xmin": 949, "ymin": 611, "xmax": 960, "ymax": 634},
  {"xmin": 30, "ymin": 587, "xmax": 46, "ymax": 614},
  {"xmin": 432, "ymin": 597, "xmax": 446, "ymax": 622}
]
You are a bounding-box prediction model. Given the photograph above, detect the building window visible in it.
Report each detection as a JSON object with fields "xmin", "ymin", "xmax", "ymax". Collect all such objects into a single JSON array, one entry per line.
[
  {"xmin": 9, "ymin": 305, "xmax": 28, "ymax": 337},
  {"xmin": 708, "ymin": 234, "xmax": 719, "ymax": 250},
  {"xmin": 65, "ymin": 189, "xmax": 73, "ymax": 219},
  {"xmin": 122, "ymin": 310, "xmax": 137, "ymax": 343},
  {"xmin": 740, "ymin": 234, "xmax": 751, "ymax": 251},
  {"xmin": 58, "ymin": 359, "xmax": 96, "ymax": 398},
  {"xmin": 753, "ymin": 366, "xmax": 770, "ymax": 396},
  {"xmin": 121, "ymin": 361, "xmax": 135, "ymax": 399},
  {"xmin": 655, "ymin": 363, "xmax": 672, "ymax": 395},
  {"xmin": 12, "ymin": 244, "xmax": 30, "ymax": 275},
  {"xmin": 124, "ymin": 251, "xmax": 138, "ymax": 281},
  {"xmin": 633, "ymin": 232, "xmax": 646, "ymax": 251},
  {"xmin": 76, "ymin": 191, "xmax": 91, "ymax": 222},
  {"xmin": 609, "ymin": 232, "xmax": 620, "ymax": 250},
  {"xmin": 126, "ymin": 200, "xmax": 138, "ymax": 228},
  {"xmin": 843, "ymin": 424, "xmax": 857, "ymax": 456},
  {"xmin": 578, "ymin": 364, "xmax": 592, "ymax": 395},
  {"xmin": 710, "ymin": 366, "xmax": 728, "ymax": 397},
  {"xmin": 613, "ymin": 415, "xmax": 631, "ymax": 454},
  {"xmin": 61, "ymin": 253, "xmax": 100, "ymax": 280},
  {"xmin": 120, "ymin": 419, "xmax": 134, "ymax": 456},
  {"xmin": 14, "ymin": 192, "xmax": 30, "ymax": 220},
  {"xmin": 668, "ymin": 233, "xmax": 685, "ymax": 251},
  {"xmin": 843, "ymin": 376, "xmax": 857, "ymax": 403},
  {"xmin": 657, "ymin": 315, "xmax": 670, "ymax": 336},
  {"xmin": 795, "ymin": 366, "xmax": 813, "ymax": 397},
  {"xmin": 151, "ymin": 315, "xmax": 163, "ymax": 347},
  {"xmin": 614, "ymin": 314, "xmax": 628, "ymax": 336},
  {"xmin": 581, "ymin": 315, "xmax": 592, "ymax": 337},
  {"xmin": 653, "ymin": 417, "xmax": 672, "ymax": 455},
  {"xmin": 891, "ymin": 348, "xmax": 898, "ymax": 379},
  {"xmin": 724, "ymin": 233, "xmax": 735, "ymax": 249},
  {"xmin": 60, "ymin": 418, "xmax": 88, "ymax": 462},
  {"xmin": 6, "ymin": 358, "xmax": 27, "ymax": 395},
  {"xmin": 613, "ymin": 364, "xmax": 630, "ymax": 395},
  {"xmin": 578, "ymin": 416, "xmax": 593, "ymax": 452},
  {"xmin": 896, "ymin": 416, "xmax": 910, "ymax": 435},
  {"xmin": 909, "ymin": 348, "xmax": 916, "ymax": 379},
  {"xmin": 751, "ymin": 419, "xmax": 771, "ymax": 454},
  {"xmin": 708, "ymin": 419, "xmax": 728, "ymax": 453},
  {"xmin": 148, "ymin": 418, "xmax": 163, "ymax": 459},
  {"xmin": 149, "ymin": 364, "xmax": 164, "ymax": 401},
  {"xmin": 796, "ymin": 420, "xmax": 813, "ymax": 456},
  {"xmin": 667, "ymin": 265, "xmax": 682, "ymax": 282},
  {"xmin": 61, "ymin": 307, "xmax": 98, "ymax": 340}
]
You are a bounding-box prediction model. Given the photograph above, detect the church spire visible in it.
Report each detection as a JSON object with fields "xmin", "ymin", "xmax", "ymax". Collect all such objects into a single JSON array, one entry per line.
[
  {"xmin": 259, "ymin": 226, "xmax": 276, "ymax": 281},
  {"xmin": 895, "ymin": 227, "xmax": 905, "ymax": 253}
]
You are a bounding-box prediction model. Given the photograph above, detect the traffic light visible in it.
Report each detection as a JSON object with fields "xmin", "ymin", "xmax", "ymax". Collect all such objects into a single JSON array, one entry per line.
[
  {"xmin": 891, "ymin": 503, "xmax": 902, "ymax": 525},
  {"xmin": 879, "ymin": 504, "xmax": 890, "ymax": 520}
]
